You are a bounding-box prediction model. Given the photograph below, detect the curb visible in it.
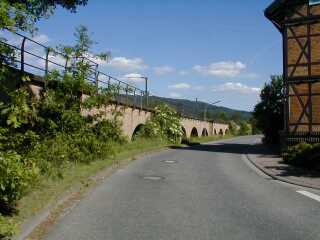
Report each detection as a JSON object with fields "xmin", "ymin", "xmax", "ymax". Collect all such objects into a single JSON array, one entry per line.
[{"xmin": 245, "ymin": 146, "xmax": 320, "ymax": 191}]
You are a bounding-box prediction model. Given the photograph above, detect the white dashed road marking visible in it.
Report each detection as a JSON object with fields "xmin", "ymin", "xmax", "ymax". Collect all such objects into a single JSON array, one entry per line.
[{"xmin": 297, "ymin": 190, "xmax": 320, "ymax": 203}]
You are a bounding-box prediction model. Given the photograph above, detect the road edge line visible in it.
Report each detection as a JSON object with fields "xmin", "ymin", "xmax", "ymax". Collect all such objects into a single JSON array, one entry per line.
[{"xmin": 296, "ymin": 190, "xmax": 320, "ymax": 202}]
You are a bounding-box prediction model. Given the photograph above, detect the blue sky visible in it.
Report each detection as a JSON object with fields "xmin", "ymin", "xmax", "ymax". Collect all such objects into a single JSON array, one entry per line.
[{"xmin": 27, "ymin": 0, "xmax": 283, "ymax": 111}]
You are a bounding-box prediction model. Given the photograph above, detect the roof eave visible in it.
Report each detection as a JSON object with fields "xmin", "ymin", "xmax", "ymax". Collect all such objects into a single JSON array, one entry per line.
[{"xmin": 264, "ymin": 0, "xmax": 308, "ymax": 30}]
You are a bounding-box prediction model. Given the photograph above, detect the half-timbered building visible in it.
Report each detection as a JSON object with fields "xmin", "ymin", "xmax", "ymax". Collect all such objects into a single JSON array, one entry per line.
[{"xmin": 265, "ymin": 0, "xmax": 320, "ymax": 145}]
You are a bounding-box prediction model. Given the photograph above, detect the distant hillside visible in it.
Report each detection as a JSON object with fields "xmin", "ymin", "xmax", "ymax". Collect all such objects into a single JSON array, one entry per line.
[{"xmin": 148, "ymin": 96, "xmax": 252, "ymax": 123}]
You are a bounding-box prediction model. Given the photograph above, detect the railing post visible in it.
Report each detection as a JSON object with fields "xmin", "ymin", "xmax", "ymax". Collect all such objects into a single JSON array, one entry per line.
[
  {"xmin": 117, "ymin": 82, "xmax": 121, "ymax": 104},
  {"xmin": 145, "ymin": 77, "xmax": 149, "ymax": 107},
  {"xmin": 125, "ymin": 85, "xmax": 129, "ymax": 105},
  {"xmin": 108, "ymin": 76, "xmax": 111, "ymax": 89},
  {"xmin": 65, "ymin": 57, "xmax": 69, "ymax": 72},
  {"xmin": 44, "ymin": 48, "xmax": 50, "ymax": 89},
  {"xmin": 140, "ymin": 91, "xmax": 143, "ymax": 110},
  {"xmin": 45, "ymin": 48, "xmax": 50, "ymax": 75},
  {"xmin": 95, "ymin": 71, "xmax": 100, "ymax": 93},
  {"xmin": 21, "ymin": 37, "xmax": 27, "ymax": 72}
]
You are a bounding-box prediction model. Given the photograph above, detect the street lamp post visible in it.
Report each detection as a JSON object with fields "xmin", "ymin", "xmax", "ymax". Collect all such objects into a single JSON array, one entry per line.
[
  {"xmin": 124, "ymin": 75, "xmax": 149, "ymax": 107},
  {"xmin": 144, "ymin": 77, "xmax": 148, "ymax": 106}
]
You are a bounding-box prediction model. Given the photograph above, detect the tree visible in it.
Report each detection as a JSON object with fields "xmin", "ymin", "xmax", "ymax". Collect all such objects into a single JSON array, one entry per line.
[
  {"xmin": 253, "ymin": 75, "xmax": 284, "ymax": 144},
  {"xmin": 238, "ymin": 121, "xmax": 251, "ymax": 136},
  {"xmin": 228, "ymin": 121, "xmax": 239, "ymax": 136},
  {"xmin": 0, "ymin": 0, "xmax": 88, "ymax": 33},
  {"xmin": 230, "ymin": 112, "xmax": 241, "ymax": 123},
  {"xmin": 218, "ymin": 112, "xmax": 228, "ymax": 122}
]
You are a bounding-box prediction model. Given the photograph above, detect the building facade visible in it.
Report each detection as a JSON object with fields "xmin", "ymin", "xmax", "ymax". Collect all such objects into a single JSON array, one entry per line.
[{"xmin": 265, "ymin": 0, "xmax": 320, "ymax": 145}]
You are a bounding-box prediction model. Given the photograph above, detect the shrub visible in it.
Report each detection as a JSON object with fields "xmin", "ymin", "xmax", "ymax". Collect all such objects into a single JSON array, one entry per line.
[
  {"xmin": 0, "ymin": 88, "xmax": 39, "ymax": 129},
  {"xmin": 28, "ymin": 129, "xmax": 119, "ymax": 176},
  {"xmin": 71, "ymin": 130, "xmax": 117, "ymax": 164},
  {"xmin": 27, "ymin": 133, "xmax": 79, "ymax": 175},
  {"xmin": 0, "ymin": 151, "xmax": 39, "ymax": 208},
  {"xmin": 93, "ymin": 119, "xmax": 126, "ymax": 144},
  {"xmin": 140, "ymin": 104, "xmax": 183, "ymax": 143},
  {"xmin": 283, "ymin": 142, "xmax": 320, "ymax": 169},
  {"xmin": 0, "ymin": 213, "xmax": 17, "ymax": 238}
]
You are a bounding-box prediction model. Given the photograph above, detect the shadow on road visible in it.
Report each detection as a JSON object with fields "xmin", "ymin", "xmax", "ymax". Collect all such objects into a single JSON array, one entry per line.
[
  {"xmin": 170, "ymin": 142, "xmax": 263, "ymax": 155},
  {"xmin": 171, "ymin": 141, "xmax": 320, "ymax": 179},
  {"xmin": 264, "ymin": 165, "xmax": 320, "ymax": 179}
]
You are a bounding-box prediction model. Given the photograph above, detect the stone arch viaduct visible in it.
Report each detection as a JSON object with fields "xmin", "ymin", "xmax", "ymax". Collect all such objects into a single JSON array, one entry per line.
[
  {"xmin": 82, "ymin": 101, "xmax": 229, "ymax": 140},
  {"xmin": 1, "ymin": 30, "xmax": 229, "ymax": 142},
  {"xmin": 23, "ymin": 76, "xmax": 229, "ymax": 142}
]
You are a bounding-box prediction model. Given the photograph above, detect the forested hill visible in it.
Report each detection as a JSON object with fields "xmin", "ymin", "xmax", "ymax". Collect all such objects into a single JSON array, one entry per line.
[{"xmin": 148, "ymin": 96, "xmax": 252, "ymax": 123}]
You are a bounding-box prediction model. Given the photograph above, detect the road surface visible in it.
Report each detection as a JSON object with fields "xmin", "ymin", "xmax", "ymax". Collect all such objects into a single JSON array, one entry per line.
[{"xmin": 45, "ymin": 136, "xmax": 320, "ymax": 240}]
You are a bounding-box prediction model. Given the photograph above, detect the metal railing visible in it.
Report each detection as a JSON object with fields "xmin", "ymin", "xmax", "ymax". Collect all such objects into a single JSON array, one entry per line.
[
  {"xmin": 280, "ymin": 131, "xmax": 320, "ymax": 150},
  {"xmin": 0, "ymin": 29, "xmax": 149, "ymax": 109},
  {"xmin": 0, "ymin": 30, "xmax": 225, "ymax": 122}
]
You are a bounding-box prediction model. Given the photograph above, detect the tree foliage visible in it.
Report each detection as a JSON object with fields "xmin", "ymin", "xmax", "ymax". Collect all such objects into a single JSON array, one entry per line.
[
  {"xmin": 238, "ymin": 121, "xmax": 251, "ymax": 136},
  {"xmin": 0, "ymin": 26, "xmax": 120, "ymax": 222},
  {"xmin": 0, "ymin": 0, "xmax": 88, "ymax": 32},
  {"xmin": 253, "ymin": 75, "xmax": 284, "ymax": 144},
  {"xmin": 228, "ymin": 121, "xmax": 239, "ymax": 136}
]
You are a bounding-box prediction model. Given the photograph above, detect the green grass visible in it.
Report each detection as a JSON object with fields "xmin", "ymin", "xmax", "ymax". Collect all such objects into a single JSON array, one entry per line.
[{"xmin": 4, "ymin": 135, "xmax": 234, "ymax": 238}]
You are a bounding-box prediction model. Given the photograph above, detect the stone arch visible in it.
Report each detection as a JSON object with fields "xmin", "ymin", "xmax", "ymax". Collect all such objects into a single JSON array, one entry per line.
[
  {"xmin": 132, "ymin": 124, "xmax": 145, "ymax": 140},
  {"xmin": 219, "ymin": 129, "xmax": 224, "ymax": 135},
  {"xmin": 191, "ymin": 127, "xmax": 199, "ymax": 137},
  {"xmin": 202, "ymin": 128, "xmax": 209, "ymax": 137}
]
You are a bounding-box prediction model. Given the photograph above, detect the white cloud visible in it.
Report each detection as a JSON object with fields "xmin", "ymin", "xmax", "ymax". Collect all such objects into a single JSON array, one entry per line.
[
  {"xmin": 168, "ymin": 83, "xmax": 191, "ymax": 89},
  {"xmin": 242, "ymin": 73, "xmax": 259, "ymax": 79},
  {"xmin": 193, "ymin": 61, "xmax": 246, "ymax": 78},
  {"xmin": 121, "ymin": 73, "xmax": 145, "ymax": 83},
  {"xmin": 194, "ymin": 86, "xmax": 205, "ymax": 91},
  {"xmin": 108, "ymin": 57, "xmax": 147, "ymax": 72},
  {"xmin": 34, "ymin": 53, "xmax": 66, "ymax": 72},
  {"xmin": 169, "ymin": 92, "xmax": 182, "ymax": 98},
  {"xmin": 212, "ymin": 82, "xmax": 261, "ymax": 94},
  {"xmin": 153, "ymin": 66, "xmax": 175, "ymax": 75},
  {"xmin": 178, "ymin": 70, "xmax": 188, "ymax": 76}
]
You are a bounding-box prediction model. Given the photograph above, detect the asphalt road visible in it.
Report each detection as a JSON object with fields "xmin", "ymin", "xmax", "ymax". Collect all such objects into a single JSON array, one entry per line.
[{"xmin": 45, "ymin": 136, "xmax": 320, "ymax": 240}]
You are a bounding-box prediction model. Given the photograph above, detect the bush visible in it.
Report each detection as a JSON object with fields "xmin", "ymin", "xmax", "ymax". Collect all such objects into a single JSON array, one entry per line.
[
  {"xmin": 93, "ymin": 119, "xmax": 126, "ymax": 144},
  {"xmin": 140, "ymin": 104, "xmax": 183, "ymax": 143},
  {"xmin": 0, "ymin": 213, "xmax": 17, "ymax": 238},
  {"xmin": 28, "ymin": 128, "xmax": 119, "ymax": 176},
  {"xmin": 283, "ymin": 142, "xmax": 320, "ymax": 169},
  {"xmin": 0, "ymin": 151, "xmax": 39, "ymax": 208}
]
